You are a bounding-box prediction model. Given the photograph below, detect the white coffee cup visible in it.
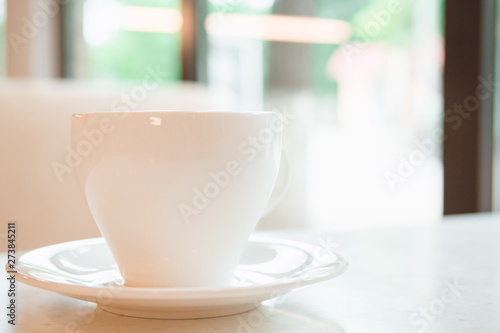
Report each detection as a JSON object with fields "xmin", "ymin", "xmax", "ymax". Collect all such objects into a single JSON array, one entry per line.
[{"xmin": 71, "ymin": 111, "xmax": 282, "ymax": 288}]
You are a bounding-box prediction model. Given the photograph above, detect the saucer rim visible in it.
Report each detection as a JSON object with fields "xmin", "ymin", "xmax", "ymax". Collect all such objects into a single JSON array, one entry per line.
[{"xmin": 10, "ymin": 236, "xmax": 348, "ymax": 300}]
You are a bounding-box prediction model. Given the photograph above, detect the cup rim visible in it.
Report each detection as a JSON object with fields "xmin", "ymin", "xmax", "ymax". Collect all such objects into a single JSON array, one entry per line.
[{"xmin": 72, "ymin": 110, "xmax": 280, "ymax": 117}]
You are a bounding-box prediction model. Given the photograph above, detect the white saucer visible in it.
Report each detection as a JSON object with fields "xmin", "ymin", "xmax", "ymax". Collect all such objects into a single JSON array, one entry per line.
[{"xmin": 10, "ymin": 236, "xmax": 347, "ymax": 319}]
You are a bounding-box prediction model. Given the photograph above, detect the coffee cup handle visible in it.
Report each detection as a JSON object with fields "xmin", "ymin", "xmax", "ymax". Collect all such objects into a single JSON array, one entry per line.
[{"xmin": 261, "ymin": 149, "xmax": 292, "ymax": 217}]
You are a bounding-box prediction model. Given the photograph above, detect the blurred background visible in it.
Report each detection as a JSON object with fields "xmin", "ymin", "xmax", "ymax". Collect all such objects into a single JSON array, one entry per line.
[{"xmin": 0, "ymin": 0, "xmax": 498, "ymax": 248}]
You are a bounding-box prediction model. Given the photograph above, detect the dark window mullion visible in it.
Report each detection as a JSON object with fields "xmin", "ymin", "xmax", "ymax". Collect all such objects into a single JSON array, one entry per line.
[
  {"xmin": 443, "ymin": 0, "xmax": 495, "ymax": 214},
  {"xmin": 479, "ymin": 0, "xmax": 496, "ymax": 211},
  {"xmin": 181, "ymin": 0, "xmax": 197, "ymax": 81}
]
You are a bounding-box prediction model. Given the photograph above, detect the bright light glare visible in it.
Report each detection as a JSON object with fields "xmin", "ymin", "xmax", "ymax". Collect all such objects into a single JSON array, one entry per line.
[
  {"xmin": 0, "ymin": 0, "xmax": 6, "ymax": 25},
  {"xmin": 121, "ymin": 7, "xmax": 182, "ymax": 33},
  {"xmin": 83, "ymin": 2, "xmax": 181, "ymax": 46},
  {"xmin": 205, "ymin": 14, "xmax": 351, "ymax": 44},
  {"xmin": 83, "ymin": 0, "xmax": 123, "ymax": 47}
]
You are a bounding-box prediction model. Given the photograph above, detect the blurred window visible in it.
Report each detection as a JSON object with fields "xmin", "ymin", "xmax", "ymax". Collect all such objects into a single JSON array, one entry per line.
[
  {"xmin": 202, "ymin": 0, "xmax": 444, "ymax": 229},
  {"xmin": 45, "ymin": 0, "xmax": 449, "ymax": 228},
  {"xmin": 66, "ymin": 0, "xmax": 181, "ymax": 81},
  {"xmin": 0, "ymin": 0, "xmax": 493, "ymax": 225}
]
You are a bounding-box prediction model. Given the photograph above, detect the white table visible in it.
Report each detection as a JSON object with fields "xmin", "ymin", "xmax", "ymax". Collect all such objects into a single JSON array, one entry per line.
[{"xmin": 2, "ymin": 213, "xmax": 499, "ymax": 332}]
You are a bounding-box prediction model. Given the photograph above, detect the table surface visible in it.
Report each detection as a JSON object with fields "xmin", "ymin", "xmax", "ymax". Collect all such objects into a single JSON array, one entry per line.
[{"xmin": 1, "ymin": 213, "xmax": 499, "ymax": 333}]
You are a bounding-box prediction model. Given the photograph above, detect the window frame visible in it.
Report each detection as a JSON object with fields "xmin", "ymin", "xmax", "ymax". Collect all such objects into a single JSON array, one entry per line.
[{"xmin": 443, "ymin": 0, "xmax": 496, "ymax": 214}]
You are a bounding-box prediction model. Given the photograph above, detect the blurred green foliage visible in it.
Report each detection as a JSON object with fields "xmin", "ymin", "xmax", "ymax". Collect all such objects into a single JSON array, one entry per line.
[
  {"xmin": 350, "ymin": 0, "xmax": 413, "ymax": 44},
  {"xmin": 85, "ymin": 0, "xmax": 181, "ymax": 82},
  {"xmin": 207, "ymin": 0, "xmax": 271, "ymax": 15},
  {"xmin": 87, "ymin": 30, "xmax": 181, "ymax": 81},
  {"xmin": 312, "ymin": 0, "xmax": 444, "ymax": 95}
]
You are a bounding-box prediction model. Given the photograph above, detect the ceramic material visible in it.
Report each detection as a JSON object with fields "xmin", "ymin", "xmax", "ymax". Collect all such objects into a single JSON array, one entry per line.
[
  {"xmin": 71, "ymin": 111, "xmax": 282, "ymax": 288},
  {"xmin": 12, "ymin": 236, "xmax": 348, "ymax": 319}
]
